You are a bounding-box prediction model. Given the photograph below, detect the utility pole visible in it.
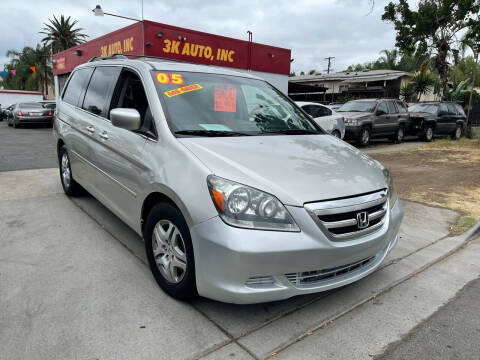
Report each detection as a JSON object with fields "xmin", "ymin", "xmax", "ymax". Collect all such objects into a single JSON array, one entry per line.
[{"xmin": 325, "ymin": 56, "xmax": 335, "ymax": 74}]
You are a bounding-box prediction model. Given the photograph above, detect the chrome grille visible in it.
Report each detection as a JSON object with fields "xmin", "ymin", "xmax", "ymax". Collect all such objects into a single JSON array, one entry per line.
[
  {"xmin": 305, "ymin": 190, "xmax": 388, "ymax": 241},
  {"xmin": 286, "ymin": 256, "xmax": 375, "ymax": 286}
]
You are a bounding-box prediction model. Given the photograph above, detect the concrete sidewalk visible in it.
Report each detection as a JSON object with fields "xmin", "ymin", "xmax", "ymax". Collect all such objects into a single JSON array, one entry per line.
[{"xmin": 1, "ymin": 168, "xmax": 479, "ymax": 360}]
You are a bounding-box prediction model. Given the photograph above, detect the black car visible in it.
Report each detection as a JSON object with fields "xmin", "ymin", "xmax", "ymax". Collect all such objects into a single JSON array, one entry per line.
[
  {"xmin": 1, "ymin": 104, "xmax": 15, "ymax": 121},
  {"xmin": 407, "ymin": 102, "xmax": 466, "ymax": 141}
]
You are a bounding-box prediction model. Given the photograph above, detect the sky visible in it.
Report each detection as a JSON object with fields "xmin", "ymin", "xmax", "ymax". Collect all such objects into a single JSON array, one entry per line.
[{"xmin": 0, "ymin": 0, "xmax": 400, "ymax": 75}]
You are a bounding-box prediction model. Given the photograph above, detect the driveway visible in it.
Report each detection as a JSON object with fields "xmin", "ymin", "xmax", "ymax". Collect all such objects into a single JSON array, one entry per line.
[{"xmin": 1, "ymin": 167, "xmax": 480, "ymax": 360}]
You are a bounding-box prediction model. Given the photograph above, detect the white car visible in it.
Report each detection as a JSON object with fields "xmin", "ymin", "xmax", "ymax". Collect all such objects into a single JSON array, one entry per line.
[{"xmin": 297, "ymin": 101, "xmax": 345, "ymax": 139}]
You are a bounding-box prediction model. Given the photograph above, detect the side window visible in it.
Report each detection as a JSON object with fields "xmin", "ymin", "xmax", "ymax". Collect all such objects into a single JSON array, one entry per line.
[
  {"xmin": 439, "ymin": 103, "xmax": 449, "ymax": 114},
  {"xmin": 455, "ymin": 104, "xmax": 466, "ymax": 117},
  {"xmin": 301, "ymin": 105, "xmax": 315, "ymax": 117},
  {"xmin": 446, "ymin": 103, "xmax": 457, "ymax": 115},
  {"xmin": 62, "ymin": 68, "xmax": 93, "ymax": 107},
  {"xmin": 315, "ymin": 105, "xmax": 332, "ymax": 117},
  {"xmin": 387, "ymin": 101, "xmax": 397, "ymax": 114},
  {"xmin": 377, "ymin": 102, "xmax": 388, "ymax": 114},
  {"xmin": 110, "ymin": 70, "xmax": 156, "ymax": 137},
  {"xmin": 82, "ymin": 66, "xmax": 121, "ymax": 117},
  {"xmin": 396, "ymin": 101, "xmax": 407, "ymax": 113}
]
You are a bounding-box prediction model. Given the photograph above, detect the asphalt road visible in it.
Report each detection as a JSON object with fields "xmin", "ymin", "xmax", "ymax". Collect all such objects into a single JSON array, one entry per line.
[{"xmin": 0, "ymin": 120, "xmax": 57, "ymax": 171}]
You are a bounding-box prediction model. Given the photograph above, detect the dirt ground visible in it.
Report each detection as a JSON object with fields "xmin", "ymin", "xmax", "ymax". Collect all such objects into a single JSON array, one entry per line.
[{"xmin": 370, "ymin": 138, "xmax": 480, "ymax": 234}]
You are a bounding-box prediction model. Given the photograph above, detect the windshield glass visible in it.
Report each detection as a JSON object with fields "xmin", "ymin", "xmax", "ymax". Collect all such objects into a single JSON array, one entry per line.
[
  {"xmin": 338, "ymin": 100, "xmax": 377, "ymax": 113},
  {"xmin": 152, "ymin": 71, "xmax": 321, "ymax": 136},
  {"xmin": 19, "ymin": 103, "xmax": 43, "ymax": 108},
  {"xmin": 408, "ymin": 103, "xmax": 439, "ymax": 114}
]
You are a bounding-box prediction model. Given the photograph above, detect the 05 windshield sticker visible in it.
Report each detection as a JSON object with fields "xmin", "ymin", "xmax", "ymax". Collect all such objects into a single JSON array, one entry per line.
[
  {"xmin": 156, "ymin": 72, "xmax": 185, "ymax": 85},
  {"xmin": 164, "ymin": 83, "xmax": 203, "ymax": 98},
  {"xmin": 214, "ymin": 86, "xmax": 236, "ymax": 113}
]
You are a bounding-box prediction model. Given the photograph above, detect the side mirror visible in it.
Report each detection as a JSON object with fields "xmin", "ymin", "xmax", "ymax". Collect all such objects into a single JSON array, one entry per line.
[{"xmin": 110, "ymin": 108, "xmax": 141, "ymax": 131}]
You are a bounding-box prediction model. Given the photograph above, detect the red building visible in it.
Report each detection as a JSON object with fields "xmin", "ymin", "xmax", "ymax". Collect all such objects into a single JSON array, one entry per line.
[{"xmin": 53, "ymin": 20, "xmax": 291, "ymax": 95}]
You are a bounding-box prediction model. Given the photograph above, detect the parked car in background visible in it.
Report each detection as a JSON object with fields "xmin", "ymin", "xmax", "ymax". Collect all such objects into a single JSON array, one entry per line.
[
  {"xmin": 8, "ymin": 102, "xmax": 54, "ymax": 128},
  {"xmin": 326, "ymin": 103, "xmax": 344, "ymax": 111},
  {"xmin": 54, "ymin": 57, "xmax": 403, "ymax": 304},
  {"xmin": 407, "ymin": 102, "xmax": 466, "ymax": 141},
  {"xmin": 39, "ymin": 101, "xmax": 57, "ymax": 111},
  {"xmin": 296, "ymin": 101, "xmax": 345, "ymax": 138},
  {"xmin": 337, "ymin": 99, "xmax": 409, "ymax": 146},
  {"xmin": 1, "ymin": 103, "xmax": 15, "ymax": 121}
]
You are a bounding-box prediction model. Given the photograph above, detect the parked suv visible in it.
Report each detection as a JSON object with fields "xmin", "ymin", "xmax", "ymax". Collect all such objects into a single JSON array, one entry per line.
[
  {"xmin": 407, "ymin": 102, "xmax": 466, "ymax": 141},
  {"xmin": 337, "ymin": 99, "xmax": 409, "ymax": 146},
  {"xmin": 54, "ymin": 56, "xmax": 403, "ymax": 304}
]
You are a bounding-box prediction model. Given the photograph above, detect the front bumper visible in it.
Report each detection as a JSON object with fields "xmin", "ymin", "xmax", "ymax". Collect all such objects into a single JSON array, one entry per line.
[
  {"xmin": 191, "ymin": 200, "xmax": 404, "ymax": 304},
  {"xmin": 344, "ymin": 125, "xmax": 362, "ymax": 139}
]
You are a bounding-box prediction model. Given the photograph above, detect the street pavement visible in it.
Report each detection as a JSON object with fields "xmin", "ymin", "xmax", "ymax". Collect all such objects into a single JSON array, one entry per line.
[
  {"xmin": 0, "ymin": 121, "xmax": 57, "ymax": 171},
  {"xmin": 1, "ymin": 168, "xmax": 479, "ymax": 360}
]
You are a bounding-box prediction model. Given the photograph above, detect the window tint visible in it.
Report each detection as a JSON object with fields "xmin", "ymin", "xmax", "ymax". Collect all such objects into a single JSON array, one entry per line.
[
  {"xmin": 302, "ymin": 105, "xmax": 331, "ymax": 118},
  {"xmin": 387, "ymin": 101, "xmax": 397, "ymax": 113},
  {"xmin": 377, "ymin": 102, "xmax": 388, "ymax": 114},
  {"xmin": 111, "ymin": 70, "xmax": 155, "ymax": 137},
  {"xmin": 455, "ymin": 104, "xmax": 466, "ymax": 116},
  {"xmin": 446, "ymin": 103, "xmax": 457, "ymax": 115},
  {"xmin": 439, "ymin": 103, "xmax": 448, "ymax": 114},
  {"xmin": 301, "ymin": 105, "xmax": 316, "ymax": 117},
  {"xmin": 396, "ymin": 101, "xmax": 407, "ymax": 113},
  {"xmin": 82, "ymin": 67, "xmax": 120, "ymax": 117},
  {"xmin": 63, "ymin": 68, "xmax": 93, "ymax": 107}
]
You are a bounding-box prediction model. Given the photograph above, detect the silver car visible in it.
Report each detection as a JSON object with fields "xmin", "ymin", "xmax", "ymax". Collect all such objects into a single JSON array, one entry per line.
[{"xmin": 54, "ymin": 57, "xmax": 403, "ymax": 304}]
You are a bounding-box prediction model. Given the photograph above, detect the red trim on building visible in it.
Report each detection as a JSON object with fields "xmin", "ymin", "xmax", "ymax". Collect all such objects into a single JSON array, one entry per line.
[{"xmin": 53, "ymin": 20, "xmax": 290, "ymax": 76}]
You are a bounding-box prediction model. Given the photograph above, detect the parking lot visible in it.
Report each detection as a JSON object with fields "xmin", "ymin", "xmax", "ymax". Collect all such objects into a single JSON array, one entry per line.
[{"xmin": 1, "ymin": 122, "xmax": 480, "ymax": 360}]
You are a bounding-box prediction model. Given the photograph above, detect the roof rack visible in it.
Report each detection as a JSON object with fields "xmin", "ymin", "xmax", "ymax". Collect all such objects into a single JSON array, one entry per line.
[
  {"xmin": 87, "ymin": 53, "xmax": 220, "ymax": 67},
  {"xmin": 88, "ymin": 54, "xmax": 128, "ymax": 62}
]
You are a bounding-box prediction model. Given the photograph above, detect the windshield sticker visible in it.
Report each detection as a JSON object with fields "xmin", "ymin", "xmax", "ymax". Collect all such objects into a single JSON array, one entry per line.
[
  {"xmin": 214, "ymin": 86, "xmax": 236, "ymax": 113},
  {"xmin": 164, "ymin": 84, "xmax": 203, "ymax": 98},
  {"xmin": 198, "ymin": 124, "xmax": 232, "ymax": 131},
  {"xmin": 156, "ymin": 73, "xmax": 185, "ymax": 85}
]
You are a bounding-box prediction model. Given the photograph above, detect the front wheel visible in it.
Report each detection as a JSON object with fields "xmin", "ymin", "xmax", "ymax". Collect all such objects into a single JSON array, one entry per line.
[
  {"xmin": 422, "ymin": 124, "xmax": 434, "ymax": 142},
  {"xmin": 391, "ymin": 126, "xmax": 404, "ymax": 143},
  {"xmin": 144, "ymin": 203, "xmax": 197, "ymax": 301},
  {"xmin": 451, "ymin": 125, "xmax": 462, "ymax": 140},
  {"xmin": 357, "ymin": 127, "xmax": 371, "ymax": 147}
]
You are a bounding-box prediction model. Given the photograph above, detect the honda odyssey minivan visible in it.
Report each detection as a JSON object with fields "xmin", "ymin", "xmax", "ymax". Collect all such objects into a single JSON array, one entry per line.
[{"xmin": 54, "ymin": 55, "xmax": 403, "ymax": 304}]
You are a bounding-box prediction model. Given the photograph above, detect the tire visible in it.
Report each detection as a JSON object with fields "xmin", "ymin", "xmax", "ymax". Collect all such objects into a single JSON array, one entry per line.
[
  {"xmin": 422, "ymin": 124, "xmax": 434, "ymax": 142},
  {"xmin": 144, "ymin": 202, "xmax": 197, "ymax": 301},
  {"xmin": 331, "ymin": 130, "xmax": 341, "ymax": 138},
  {"xmin": 357, "ymin": 126, "xmax": 371, "ymax": 147},
  {"xmin": 391, "ymin": 126, "xmax": 405, "ymax": 144},
  {"xmin": 451, "ymin": 125, "xmax": 462, "ymax": 140},
  {"xmin": 58, "ymin": 146, "xmax": 82, "ymax": 196}
]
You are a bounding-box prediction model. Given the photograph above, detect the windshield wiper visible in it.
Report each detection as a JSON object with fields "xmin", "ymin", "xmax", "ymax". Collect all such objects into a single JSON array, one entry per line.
[
  {"xmin": 261, "ymin": 129, "xmax": 321, "ymax": 135},
  {"xmin": 174, "ymin": 129, "xmax": 251, "ymax": 137}
]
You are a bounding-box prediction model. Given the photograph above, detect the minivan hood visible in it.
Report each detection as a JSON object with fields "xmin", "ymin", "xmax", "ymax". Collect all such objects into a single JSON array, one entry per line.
[{"xmin": 179, "ymin": 135, "xmax": 387, "ymax": 206}]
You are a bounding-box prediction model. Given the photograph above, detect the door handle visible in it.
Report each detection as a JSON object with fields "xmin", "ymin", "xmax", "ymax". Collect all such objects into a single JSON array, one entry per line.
[
  {"xmin": 99, "ymin": 131, "xmax": 109, "ymax": 140},
  {"xmin": 86, "ymin": 125, "xmax": 95, "ymax": 133}
]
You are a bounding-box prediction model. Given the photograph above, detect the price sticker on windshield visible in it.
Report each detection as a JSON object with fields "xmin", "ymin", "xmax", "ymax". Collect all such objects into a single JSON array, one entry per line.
[
  {"xmin": 214, "ymin": 86, "xmax": 236, "ymax": 113},
  {"xmin": 156, "ymin": 73, "xmax": 184, "ymax": 85}
]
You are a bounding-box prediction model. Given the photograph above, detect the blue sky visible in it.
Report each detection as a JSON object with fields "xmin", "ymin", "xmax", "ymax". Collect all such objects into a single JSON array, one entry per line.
[{"xmin": 0, "ymin": 0, "xmax": 398, "ymax": 74}]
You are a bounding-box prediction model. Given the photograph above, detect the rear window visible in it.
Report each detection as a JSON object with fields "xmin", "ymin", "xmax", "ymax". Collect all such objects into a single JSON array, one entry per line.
[
  {"xmin": 455, "ymin": 104, "xmax": 466, "ymax": 116},
  {"xmin": 396, "ymin": 101, "xmax": 408, "ymax": 113},
  {"xmin": 19, "ymin": 103, "xmax": 43, "ymax": 108},
  {"xmin": 63, "ymin": 68, "xmax": 93, "ymax": 107},
  {"xmin": 152, "ymin": 71, "xmax": 320, "ymax": 136},
  {"xmin": 82, "ymin": 66, "xmax": 120, "ymax": 117},
  {"xmin": 408, "ymin": 103, "xmax": 439, "ymax": 114}
]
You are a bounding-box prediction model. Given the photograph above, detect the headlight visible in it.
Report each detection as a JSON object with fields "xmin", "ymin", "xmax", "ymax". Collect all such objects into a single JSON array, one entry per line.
[
  {"xmin": 344, "ymin": 118, "xmax": 358, "ymax": 126},
  {"xmin": 207, "ymin": 175, "xmax": 300, "ymax": 232},
  {"xmin": 383, "ymin": 168, "xmax": 398, "ymax": 209}
]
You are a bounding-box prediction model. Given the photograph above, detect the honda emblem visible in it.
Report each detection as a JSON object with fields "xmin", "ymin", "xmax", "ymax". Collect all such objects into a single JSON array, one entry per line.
[{"xmin": 356, "ymin": 211, "xmax": 369, "ymax": 229}]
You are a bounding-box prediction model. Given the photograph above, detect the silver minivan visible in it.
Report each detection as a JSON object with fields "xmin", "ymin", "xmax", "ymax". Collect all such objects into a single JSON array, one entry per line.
[{"xmin": 54, "ymin": 56, "xmax": 403, "ymax": 304}]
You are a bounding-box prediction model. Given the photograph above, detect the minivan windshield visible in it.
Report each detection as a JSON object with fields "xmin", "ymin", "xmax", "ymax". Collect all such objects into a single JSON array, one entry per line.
[
  {"xmin": 408, "ymin": 103, "xmax": 439, "ymax": 114},
  {"xmin": 337, "ymin": 101, "xmax": 377, "ymax": 113},
  {"xmin": 152, "ymin": 71, "xmax": 322, "ymax": 136}
]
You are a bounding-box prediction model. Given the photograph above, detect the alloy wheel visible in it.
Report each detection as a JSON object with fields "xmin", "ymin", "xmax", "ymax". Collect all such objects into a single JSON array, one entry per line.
[
  {"xmin": 152, "ymin": 220, "xmax": 187, "ymax": 284},
  {"xmin": 426, "ymin": 127, "xmax": 433, "ymax": 141},
  {"xmin": 362, "ymin": 129, "xmax": 370, "ymax": 145},
  {"xmin": 455, "ymin": 127, "xmax": 461, "ymax": 139},
  {"xmin": 397, "ymin": 128, "xmax": 404, "ymax": 142},
  {"xmin": 61, "ymin": 153, "xmax": 71, "ymax": 189}
]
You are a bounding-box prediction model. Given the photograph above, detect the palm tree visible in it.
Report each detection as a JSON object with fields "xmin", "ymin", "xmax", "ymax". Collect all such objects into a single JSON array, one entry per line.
[
  {"xmin": 378, "ymin": 49, "xmax": 398, "ymax": 70},
  {"xmin": 410, "ymin": 62, "xmax": 435, "ymax": 101},
  {"xmin": 40, "ymin": 15, "xmax": 88, "ymax": 53},
  {"xmin": 460, "ymin": 21, "xmax": 480, "ymax": 122}
]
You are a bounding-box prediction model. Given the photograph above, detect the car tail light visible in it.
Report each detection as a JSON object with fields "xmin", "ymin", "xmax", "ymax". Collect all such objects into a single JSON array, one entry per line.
[
  {"xmin": 342, "ymin": 117, "xmax": 345, "ymax": 123},
  {"xmin": 17, "ymin": 110, "xmax": 23, "ymax": 117},
  {"xmin": 46, "ymin": 110, "xmax": 52, "ymax": 116}
]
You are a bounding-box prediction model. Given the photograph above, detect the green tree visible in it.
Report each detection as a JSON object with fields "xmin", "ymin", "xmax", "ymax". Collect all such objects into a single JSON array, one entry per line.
[
  {"xmin": 382, "ymin": 0, "xmax": 480, "ymax": 99},
  {"xmin": 410, "ymin": 63, "xmax": 435, "ymax": 101},
  {"xmin": 378, "ymin": 49, "xmax": 398, "ymax": 69},
  {"xmin": 3, "ymin": 45, "xmax": 52, "ymax": 95},
  {"xmin": 40, "ymin": 15, "xmax": 88, "ymax": 53}
]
